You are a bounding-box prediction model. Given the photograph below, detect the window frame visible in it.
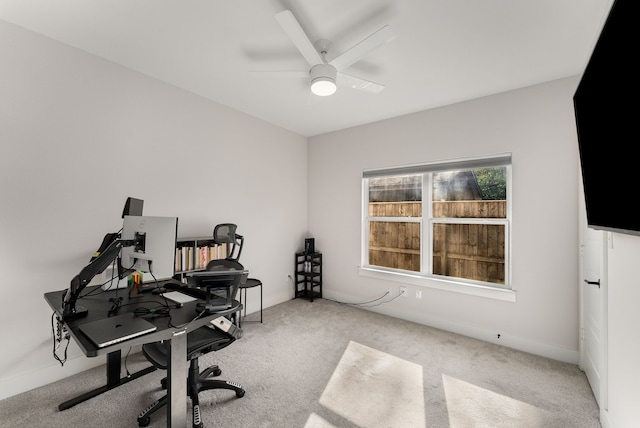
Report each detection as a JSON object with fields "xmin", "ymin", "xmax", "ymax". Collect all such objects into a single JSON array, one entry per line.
[{"xmin": 360, "ymin": 154, "xmax": 515, "ymax": 302}]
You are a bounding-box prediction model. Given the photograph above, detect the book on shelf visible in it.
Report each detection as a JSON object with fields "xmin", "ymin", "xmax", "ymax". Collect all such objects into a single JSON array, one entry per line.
[
  {"xmin": 175, "ymin": 248, "xmax": 181, "ymax": 272},
  {"xmin": 217, "ymin": 243, "xmax": 228, "ymax": 259},
  {"xmin": 175, "ymin": 241, "xmax": 229, "ymax": 273},
  {"xmin": 197, "ymin": 246, "xmax": 213, "ymax": 269}
]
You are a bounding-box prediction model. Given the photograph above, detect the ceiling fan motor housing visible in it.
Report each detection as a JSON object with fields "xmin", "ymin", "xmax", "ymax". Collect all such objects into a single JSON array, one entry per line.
[{"xmin": 310, "ymin": 63, "xmax": 337, "ymax": 96}]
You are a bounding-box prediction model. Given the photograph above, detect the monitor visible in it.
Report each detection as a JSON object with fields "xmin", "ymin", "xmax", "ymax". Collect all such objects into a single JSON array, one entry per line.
[{"xmin": 120, "ymin": 215, "xmax": 178, "ymax": 283}]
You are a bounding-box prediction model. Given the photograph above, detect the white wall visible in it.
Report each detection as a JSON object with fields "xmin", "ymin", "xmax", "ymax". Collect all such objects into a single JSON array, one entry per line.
[
  {"xmin": 308, "ymin": 77, "xmax": 581, "ymax": 362},
  {"xmin": 0, "ymin": 20, "xmax": 308, "ymax": 399}
]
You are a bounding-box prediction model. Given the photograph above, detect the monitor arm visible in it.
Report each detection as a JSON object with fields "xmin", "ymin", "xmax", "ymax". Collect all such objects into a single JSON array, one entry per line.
[{"xmin": 61, "ymin": 236, "xmax": 143, "ymax": 321}]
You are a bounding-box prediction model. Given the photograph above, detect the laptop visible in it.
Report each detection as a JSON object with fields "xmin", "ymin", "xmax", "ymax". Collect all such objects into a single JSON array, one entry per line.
[{"xmin": 79, "ymin": 313, "xmax": 157, "ymax": 348}]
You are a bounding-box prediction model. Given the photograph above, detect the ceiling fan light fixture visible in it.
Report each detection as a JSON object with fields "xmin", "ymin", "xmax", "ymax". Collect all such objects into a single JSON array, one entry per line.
[
  {"xmin": 310, "ymin": 64, "xmax": 337, "ymax": 96},
  {"xmin": 311, "ymin": 77, "xmax": 337, "ymax": 96}
]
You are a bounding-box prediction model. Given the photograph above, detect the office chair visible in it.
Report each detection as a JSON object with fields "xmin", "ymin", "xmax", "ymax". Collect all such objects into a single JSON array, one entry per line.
[
  {"xmin": 213, "ymin": 223, "xmax": 243, "ymax": 262},
  {"xmin": 136, "ymin": 326, "xmax": 245, "ymax": 427},
  {"xmin": 137, "ymin": 262, "xmax": 247, "ymax": 428},
  {"xmin": 211, "ymin": 224, "xmax": 262, "ymax": 327}
]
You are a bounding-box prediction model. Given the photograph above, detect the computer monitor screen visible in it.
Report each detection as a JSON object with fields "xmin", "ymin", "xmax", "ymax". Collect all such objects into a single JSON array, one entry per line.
[{"xmin": 120, "ymin": 215, "xmax": 178, "ymax": 282}]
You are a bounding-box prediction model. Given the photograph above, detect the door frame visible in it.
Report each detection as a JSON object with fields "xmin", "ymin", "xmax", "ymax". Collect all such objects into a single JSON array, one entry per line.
[{"xmin": 578, "ymin": 183, "xmax": 608, "ymax": 412}]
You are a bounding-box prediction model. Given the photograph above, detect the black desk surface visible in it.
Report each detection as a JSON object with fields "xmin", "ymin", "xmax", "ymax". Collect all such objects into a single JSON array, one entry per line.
[{"xmin": 44, "ymin": 281, "xmax": 239, "ymax": 357}]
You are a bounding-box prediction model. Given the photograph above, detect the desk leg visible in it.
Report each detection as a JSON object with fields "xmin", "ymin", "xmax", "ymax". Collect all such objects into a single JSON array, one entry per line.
[
  {"xmin": 167, "ymin": 329, "xmax": 187, "ymax": 428},
  {"xmin": 58, "ymin": 350, "xmax": 156, "ymax": 411}
]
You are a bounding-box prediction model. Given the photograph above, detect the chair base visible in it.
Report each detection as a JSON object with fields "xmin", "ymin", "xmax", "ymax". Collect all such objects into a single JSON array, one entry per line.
[{"xmin": 137, "ymin": 359, "xmax": 244, "ymax": 428}]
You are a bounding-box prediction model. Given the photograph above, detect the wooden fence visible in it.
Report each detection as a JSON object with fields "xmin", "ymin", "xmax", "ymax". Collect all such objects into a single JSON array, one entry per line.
[{"xmin": 369, "ymin": 200, "xmax": 506, "ymax": 284}]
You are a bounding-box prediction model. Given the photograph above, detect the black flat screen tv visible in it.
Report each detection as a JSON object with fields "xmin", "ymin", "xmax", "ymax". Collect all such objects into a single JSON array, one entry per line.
[{"xmin": 573, "ymin": 0, "xmax": 637, "ymax": 235}]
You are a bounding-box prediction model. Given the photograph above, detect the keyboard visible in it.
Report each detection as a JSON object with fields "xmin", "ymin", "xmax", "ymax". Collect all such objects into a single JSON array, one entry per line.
[{"xmin": 163, "ymin": 282, "xmax": 209, "ymax": 300}]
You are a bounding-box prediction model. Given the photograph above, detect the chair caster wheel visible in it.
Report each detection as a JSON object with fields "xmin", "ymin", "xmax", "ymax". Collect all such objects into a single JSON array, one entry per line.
[
  {"xmin": 138, "ymin": 416, "xmax": 151, "ymax": 427},
  {"xmin": 213, "ymin": 368, "xmax": 222, "ymax": 377},
  {"xmin": 236, "ymin": 389, "xmax": 245, "ymax": 398}
]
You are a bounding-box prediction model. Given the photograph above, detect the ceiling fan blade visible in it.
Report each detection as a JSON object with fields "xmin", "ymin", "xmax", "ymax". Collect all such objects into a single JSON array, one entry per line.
[
  {"xmin": 249, "ymin": 70, "xmax": 308, "ymax": 78},
  {"xmin": 337, "ymin": 72, "xmax": 385, "ymax": 94},
  {"xmin": 329, "ymin": 25, "xmax": 396, "ymax": 71},
  {"xmin": 275, "ymin": 10, "xmax": 323, "ymax": 66}
]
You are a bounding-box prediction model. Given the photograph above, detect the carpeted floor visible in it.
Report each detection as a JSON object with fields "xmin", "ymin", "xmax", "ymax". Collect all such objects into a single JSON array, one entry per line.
[
  {"xmin": 0, "ymin": 298, "xmax": 600, "ymax": 427},
  {"xmin": 313, "ymin": 340, "xmax": 426, "ymax": 427}
]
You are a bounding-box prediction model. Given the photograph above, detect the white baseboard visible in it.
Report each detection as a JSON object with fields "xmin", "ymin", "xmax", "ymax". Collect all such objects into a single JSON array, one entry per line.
[{"xmin": 0, "ymin": 354, "xmax": 105, "ymax": 401}]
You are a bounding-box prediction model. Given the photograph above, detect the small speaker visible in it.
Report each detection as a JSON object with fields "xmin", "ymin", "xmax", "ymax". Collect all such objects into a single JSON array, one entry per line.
[{"xmin": 304, "ymin": 238, "xmax": 315, "ymax": 254}]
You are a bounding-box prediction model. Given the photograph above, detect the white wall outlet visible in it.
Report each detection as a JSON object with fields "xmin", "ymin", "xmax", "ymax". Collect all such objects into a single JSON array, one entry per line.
[
  {"xmin": 415, "ymin": 290, "xmax": 422, "ymax": 299},
  {"xmin": 400, "ymin": 286, "xmax": 407, "ymax": 297}
]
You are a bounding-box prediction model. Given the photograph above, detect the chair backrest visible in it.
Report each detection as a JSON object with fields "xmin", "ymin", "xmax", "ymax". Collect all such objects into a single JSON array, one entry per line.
[
  {"xmin": 213, "ymin": 223, "xmax": 244, "ymax": 262},
  {"xmin": 203, "ymin": 259, "xmax": 248, "ymax": 301}
]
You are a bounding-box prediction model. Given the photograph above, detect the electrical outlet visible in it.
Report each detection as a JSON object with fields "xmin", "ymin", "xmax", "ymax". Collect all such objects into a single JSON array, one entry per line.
[
  {"xmin": 385, "ymin": 287, "xmax": 392, "ymax": 295},
  {"xmin": 400, "ymin": 286, "xmax": 407, "ymax": 297},
  {"xmin": 415, "ymin": 290, "xmax": 422, "ymax": 299}
]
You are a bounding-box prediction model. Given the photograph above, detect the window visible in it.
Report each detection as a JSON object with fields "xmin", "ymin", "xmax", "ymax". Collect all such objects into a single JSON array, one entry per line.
[{"xmin": 362, "ymin": 154, "xmax": 511, "ymax": 291}]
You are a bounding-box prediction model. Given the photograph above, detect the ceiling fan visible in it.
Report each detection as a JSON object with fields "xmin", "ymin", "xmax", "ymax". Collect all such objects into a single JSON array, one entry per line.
[{"xmin": 271, "ymin": 10, "xmax": 396, "ymax": 97}]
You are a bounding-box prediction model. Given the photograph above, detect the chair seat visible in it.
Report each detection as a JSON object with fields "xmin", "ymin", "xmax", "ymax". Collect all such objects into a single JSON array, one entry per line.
[
  {"xmin": 142, "ymin": 325, "xmax": 235, "ymax": 369},
  {"xmin": 238, "ymin": 278, "xmax": 262, "ymax": 327},
  {"xmin": 240, "ymin": 278, "xmax": 262, "ymax": 289}
]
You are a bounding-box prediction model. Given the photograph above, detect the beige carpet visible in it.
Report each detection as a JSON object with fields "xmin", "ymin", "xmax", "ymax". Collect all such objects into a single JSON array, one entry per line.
[
  {"xmin": 0, "ymin": 298, "xmax": 600, "ymax": 427},
  {"xmin": 307, "ymin": 340, "xmax": 426, "ymax": 428},
  {"xmin": 443, "ymin": 374, "xmax": 557, "ymax": 428},
  {"xmin": 305, "ymin": 339, "xmax": 564, "ymax": 428}
]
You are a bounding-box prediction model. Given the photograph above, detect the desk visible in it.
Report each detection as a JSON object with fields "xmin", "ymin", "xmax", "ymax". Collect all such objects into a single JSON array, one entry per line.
[{"xmin": 44, "ymin": 282, "xmax": 241, "ymax": 428}]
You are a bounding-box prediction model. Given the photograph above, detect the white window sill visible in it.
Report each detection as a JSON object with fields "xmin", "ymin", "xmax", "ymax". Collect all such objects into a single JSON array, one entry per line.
[{"xmin": 358, "ymin": 267, "xmax": 516, "ymax": 302}]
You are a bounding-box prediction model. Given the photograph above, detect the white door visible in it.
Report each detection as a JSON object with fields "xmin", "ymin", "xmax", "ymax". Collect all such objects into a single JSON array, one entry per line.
[{"xmin": 579, "ymin": 189, "xmax": 607, "ymax": 408}]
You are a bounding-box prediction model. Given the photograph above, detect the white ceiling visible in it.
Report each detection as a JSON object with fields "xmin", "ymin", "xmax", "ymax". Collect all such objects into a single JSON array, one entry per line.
[{"xmin": 0, "ymin": 0, "xmax": 613, "ymax": 137}]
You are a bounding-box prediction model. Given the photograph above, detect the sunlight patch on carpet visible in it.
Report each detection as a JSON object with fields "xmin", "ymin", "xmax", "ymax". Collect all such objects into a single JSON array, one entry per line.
[
  {"xmin": 443, "ymin": 374, "xmax": 555, "ymax": 428},
  {"xmin": 313, "ymin": 340, "xmax": 425, "ymax": 428},
  {"xmin": 304, "ymin": 413, "xmax": 339, "ymax": 428}
]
